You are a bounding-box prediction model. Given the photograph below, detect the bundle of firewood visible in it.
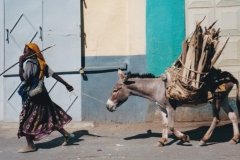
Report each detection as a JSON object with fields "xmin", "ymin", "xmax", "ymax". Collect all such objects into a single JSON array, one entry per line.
[{"xmin": 174, "ymin": 16, "xmax": 230, "ymax": 89}]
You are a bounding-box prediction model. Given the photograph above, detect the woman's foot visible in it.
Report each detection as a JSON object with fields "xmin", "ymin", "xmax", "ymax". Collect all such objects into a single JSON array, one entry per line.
[
  {"xmin": 62, "ymin": 133, "xmax": 74, "ymax": 146},
  {"xmin": 18, "ymin": 146, "xmax": 37, "ymax": 153}
]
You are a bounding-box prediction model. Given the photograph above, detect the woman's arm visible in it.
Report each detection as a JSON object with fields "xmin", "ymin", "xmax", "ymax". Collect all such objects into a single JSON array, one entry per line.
[
  {"xmin": 19, "ymin": 55, "xmax": 26, "ymax": 81},
  {"xmin": 52, "ymin": 73, "xmax": 74, "ymax": 92}
]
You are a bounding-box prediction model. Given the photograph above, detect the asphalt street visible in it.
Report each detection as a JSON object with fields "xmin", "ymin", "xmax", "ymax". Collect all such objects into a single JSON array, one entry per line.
[{"xmin": 0, "ymin": 120, "xmax": 240, "ymax": 160}]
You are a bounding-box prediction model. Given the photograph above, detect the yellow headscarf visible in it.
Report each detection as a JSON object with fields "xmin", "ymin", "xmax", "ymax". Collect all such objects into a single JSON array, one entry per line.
[{"xmin": 25, "ymin": 43, "xmax": 46, "ymax": 79}]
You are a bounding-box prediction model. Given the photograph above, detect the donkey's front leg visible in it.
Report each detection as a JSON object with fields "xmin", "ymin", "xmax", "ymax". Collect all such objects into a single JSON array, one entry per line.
[
  {"xmin": 157, "ymin": 108, "xmax": 168, "ymax": 147},
  {"xmin": 167, "ymin": 107, "xmax": 190, "ymax": 143}
]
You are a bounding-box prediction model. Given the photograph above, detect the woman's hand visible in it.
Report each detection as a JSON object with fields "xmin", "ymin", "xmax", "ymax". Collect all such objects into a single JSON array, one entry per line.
[
  {"xmin": 19, "ymin": 55, "xmax": 26, "ymax": 66},
  {"xmin": 66, "ymin": 85, "xmax": 74, "ymax": 92},
  {"xmin": 52, "ymin": 73, "xmax": 74, "ymax": 92}
]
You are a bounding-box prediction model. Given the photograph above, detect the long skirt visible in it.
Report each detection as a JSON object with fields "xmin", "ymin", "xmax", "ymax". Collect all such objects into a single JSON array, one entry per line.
[{"xmin": 17, "ymin": 93, "xmax": 72, "ymax": 141}]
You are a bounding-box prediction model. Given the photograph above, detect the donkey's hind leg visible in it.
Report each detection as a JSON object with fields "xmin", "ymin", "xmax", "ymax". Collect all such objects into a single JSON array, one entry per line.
[
  {"xmin": 228, "ymin": 112, "xmax": 239, "ymax": 144},
  {"xmin": 200, "ymin": 99, "xmax": 221, "ymax": 146},
  {"xmin": 221, "ymin": 97, "xmax": 239, "ymax": 144}
]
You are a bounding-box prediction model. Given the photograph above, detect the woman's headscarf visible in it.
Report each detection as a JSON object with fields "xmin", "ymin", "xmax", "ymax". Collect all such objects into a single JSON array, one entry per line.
[{"xmin": 25, "ymin": 43, "xmax": 46, "ymax": 79}]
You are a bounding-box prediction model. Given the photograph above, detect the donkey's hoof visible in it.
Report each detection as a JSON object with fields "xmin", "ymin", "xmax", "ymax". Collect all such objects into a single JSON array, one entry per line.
[
  {"xmin": 230, "ymin": 139, "xmax": 238, "ymax": 144},
  {"xmin": 156, "ymin": 141, "xmax": 164, "ymax": 147},
  {"xmin": 184, "ymin": 135, "xmax": 190, "ymax": 143},
  {"xmin": 199, "ymin": 140, "xmax": 206, "ymax": 146}
]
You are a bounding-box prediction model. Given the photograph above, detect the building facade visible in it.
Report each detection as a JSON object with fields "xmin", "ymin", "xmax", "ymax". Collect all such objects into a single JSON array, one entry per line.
[{"xmin": 0, "ymin": 0, "xmax": 239, "ymax": 123}]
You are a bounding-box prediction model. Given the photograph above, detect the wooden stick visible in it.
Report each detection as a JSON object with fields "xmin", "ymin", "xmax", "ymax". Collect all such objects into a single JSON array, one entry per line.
[
  {"xmin": 210, "ymin": 36, "xmax": 230, "ymax": 68},
  {"xmin": 205, "ymin": 42, "xmax": 215, "ymax": 70},
  {"xmin": 0, "ymin": 44, "xmax": 56, "ymax": 76},
  {"xmin": 181, "ymin": 39, "xmax": 188, "ymax": 65},
  {"xmin": 182, "ymin": 17, "xmax": 205, "ymax": 84},
  {"xmin": 190, "ymin": 41, "xmax": 196, "ymax": 80},
  {"xmin": 202, "ymin": 49, "xmax": 209, "ymax": 72},
  {"xmin": 204, "ymin": 26, "xmax": 207, "ymax": 33},
  {"xmin": 195, "ymin": 31, "xmax": 203, "ymax": 71},
  {"xmin": 213, "ymin": 28, "xmax": 220, "ymax": 40},
  {"xmin": 213, "ymin": 28, "xmax": 220, "ymax": 39},
  {"xmin": 181, "ymin": 46, "xmax": 192, "ymax": 82},
  {"xmin": 190, "ymin": 31, "xmax": 203, "ymax": 87},
  {"xmin": 197, "ymin": 16, "xmax": 206, "ymax": 27},
  {"xmin": 208, "ymin": 20, "xmax": 218, "ymax": 30},
  {"xmin": 182, "ymin": 37, "xmax": 196, "ymax": 82},
  {"xmin": 188, "ymin": 16, "xmax": 206, "ymax": 44},
  {"xmin": 210, "ymin": 28, "xmax": 215, "ymax": 39},
  {"xmin": 213, "ymin": 40, "xmax": 219, "ymax": 49},
  {"xmin": 196, "ymin": 35, "xmax": 209, "ymax": 88}
]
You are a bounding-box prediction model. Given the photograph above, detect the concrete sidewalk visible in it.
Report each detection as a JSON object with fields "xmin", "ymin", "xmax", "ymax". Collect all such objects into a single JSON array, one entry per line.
[
  {"xmin": 0, "ymin": 121, "xmax": 96, "ymax": 129},
  {"xmin": 0, "ymin": 120, "xmax": 240, "ymax": 160}
]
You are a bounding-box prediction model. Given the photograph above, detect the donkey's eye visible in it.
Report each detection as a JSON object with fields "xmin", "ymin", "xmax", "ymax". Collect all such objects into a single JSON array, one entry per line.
[{"xmin": 113, "ymin": 87, "xmax": 122, "ymax": 93}]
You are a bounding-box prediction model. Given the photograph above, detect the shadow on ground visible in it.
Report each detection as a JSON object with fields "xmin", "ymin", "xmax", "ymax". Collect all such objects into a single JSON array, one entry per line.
[
  {"xmin": 35, "ymin": 130, "xmax": 100, "ymax": 149},
  {"xmin": 124, "ymin": 123, "xmax": 240, "ymax": 146}
]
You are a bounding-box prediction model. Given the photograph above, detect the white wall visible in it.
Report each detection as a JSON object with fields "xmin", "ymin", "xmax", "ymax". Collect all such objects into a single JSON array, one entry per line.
[{"xmin": 0, "ymin": 0, "xmax": 4, "ymax": 120}]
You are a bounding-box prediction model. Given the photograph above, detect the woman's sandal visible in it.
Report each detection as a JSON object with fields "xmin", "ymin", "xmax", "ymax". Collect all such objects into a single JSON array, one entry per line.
[
  {"xmin": 18, "ymin": 146, "xmax": 37, "ymax": 153},
  {"xmin": 62, "ymin": 133, "xmax": 74, "ymax": 146}
]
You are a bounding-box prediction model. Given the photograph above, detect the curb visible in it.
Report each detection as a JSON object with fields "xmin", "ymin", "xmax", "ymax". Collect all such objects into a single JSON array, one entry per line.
[{"xmin": 0, "ymin": 121, "xmax": 96, "ymax": 129}]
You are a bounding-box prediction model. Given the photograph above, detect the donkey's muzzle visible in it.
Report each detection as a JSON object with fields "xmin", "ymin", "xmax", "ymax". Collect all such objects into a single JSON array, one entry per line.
[
  {"xmin": 106, "ymin": 103, "xmax": 116, "ymax": 112},
  {"xmin": 106, "ymin": 99, "xmax": 117, "ymax": 112}
]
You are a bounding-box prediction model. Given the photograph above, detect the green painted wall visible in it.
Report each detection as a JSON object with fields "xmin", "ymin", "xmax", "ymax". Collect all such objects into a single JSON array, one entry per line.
[{"xmin": 146, "ymin": 0, "xmax": 185, "ymax": 76}]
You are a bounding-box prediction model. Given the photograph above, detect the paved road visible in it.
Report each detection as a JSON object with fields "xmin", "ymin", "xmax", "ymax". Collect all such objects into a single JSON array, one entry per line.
[{"xmin": 0, "ymin": 120, "xmax": 240, "ymax": 160}]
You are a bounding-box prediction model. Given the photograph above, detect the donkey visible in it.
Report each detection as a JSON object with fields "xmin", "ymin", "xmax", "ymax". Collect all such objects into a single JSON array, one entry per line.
[{"xmin": 106, "ymin": 69, "xmax": 240, "ymax": 146}]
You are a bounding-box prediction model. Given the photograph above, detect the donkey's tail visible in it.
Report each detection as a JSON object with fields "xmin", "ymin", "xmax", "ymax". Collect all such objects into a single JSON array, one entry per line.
[
  {"xmin": 232, "ymin": 76, "xmax": 240, "ymax": 116},
  {"xmin": 236, "ymin": 83, "xmax": 240, "ymax": 117}
]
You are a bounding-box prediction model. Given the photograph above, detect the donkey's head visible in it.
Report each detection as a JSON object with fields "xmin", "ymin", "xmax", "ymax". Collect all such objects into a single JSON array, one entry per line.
[{"xmin": 106, "ymin": 69, "xmax": 131, "ymax": 112}]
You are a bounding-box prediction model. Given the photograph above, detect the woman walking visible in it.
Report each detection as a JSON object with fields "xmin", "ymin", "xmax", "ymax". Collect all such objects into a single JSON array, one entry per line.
[{"xmin": 17, "ymin": 43, "xmax": 74, "ymax": 153}]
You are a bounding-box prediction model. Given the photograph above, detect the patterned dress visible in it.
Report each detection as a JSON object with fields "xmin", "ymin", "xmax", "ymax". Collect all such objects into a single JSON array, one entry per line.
[{"xmin": 18, "ymin": 58, "xmax": 72, "ymax": 141}]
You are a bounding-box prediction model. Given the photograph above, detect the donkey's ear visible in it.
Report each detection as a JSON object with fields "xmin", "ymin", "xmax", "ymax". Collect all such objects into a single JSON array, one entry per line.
[
  {"xmin": 118, "ymin": 69, "xmax": 125, "ymax": 80},
  {"xmin": 123, "ymin": 71, "xmax": 131, "ymax": 82}
]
